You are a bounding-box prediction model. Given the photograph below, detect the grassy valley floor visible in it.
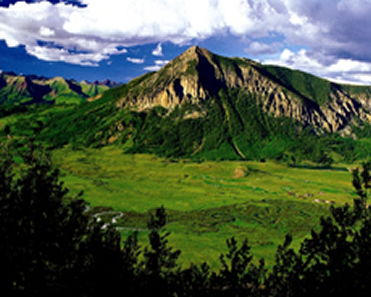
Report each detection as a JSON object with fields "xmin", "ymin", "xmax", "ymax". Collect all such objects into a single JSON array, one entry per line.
[{"xmin": 52, "ymin": 146, "xmax": 357, "ymax": 269}]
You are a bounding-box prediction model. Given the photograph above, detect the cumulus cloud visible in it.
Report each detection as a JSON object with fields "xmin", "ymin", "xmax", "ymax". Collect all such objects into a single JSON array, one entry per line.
[
  {"xmin": 0, "ymin": 1, "xmax": 128, "ymax": 65},
  {"xmin": 265, "ymin": 49, "xmax": 323, "ymax": 74},
  {"xmin": 1, "ymin": 0, "xmax": 371, "ymax": 84},
  {"xmin": 283, "ymin": 0, "xmax": 371, "ymax": 62},
  {"xmin": 0, "ymin": 0, "xmax": 292, "ymax": 66}
]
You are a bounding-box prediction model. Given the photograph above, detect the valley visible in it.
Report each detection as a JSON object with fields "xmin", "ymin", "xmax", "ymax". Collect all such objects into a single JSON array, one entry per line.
[{"xmin": 52, "ymin": 145, "xmax": 356, "ymax": 268}]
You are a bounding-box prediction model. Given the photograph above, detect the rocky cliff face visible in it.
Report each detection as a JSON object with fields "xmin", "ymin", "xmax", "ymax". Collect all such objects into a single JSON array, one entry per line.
[{"xmin": 115, "ymin": 46, "xmax": 371, "ymax": 132}]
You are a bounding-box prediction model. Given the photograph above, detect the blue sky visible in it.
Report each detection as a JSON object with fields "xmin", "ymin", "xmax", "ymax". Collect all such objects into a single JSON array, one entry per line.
[{"xmin": 1, "ymin": 0, "xmax": 371, "ymax": 85}]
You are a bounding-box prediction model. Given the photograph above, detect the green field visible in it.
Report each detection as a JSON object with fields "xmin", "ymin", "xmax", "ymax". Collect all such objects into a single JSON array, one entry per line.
[{"xmin": 51, "ymin": 146, "xmax": 357, "ymax": 269}]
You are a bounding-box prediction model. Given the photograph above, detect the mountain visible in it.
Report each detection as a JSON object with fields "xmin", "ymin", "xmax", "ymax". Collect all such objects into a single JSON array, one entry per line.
[
  {"xmin": 115, "ymin": 46, "xmax": 371, "ymax": 133},
  {"xmin": 7, "ymin": 46, "xmax": 371, "ymax": 163},
  {"xmin": 0, "ymin": 72, "xmax": 112, "ymax": 105}
]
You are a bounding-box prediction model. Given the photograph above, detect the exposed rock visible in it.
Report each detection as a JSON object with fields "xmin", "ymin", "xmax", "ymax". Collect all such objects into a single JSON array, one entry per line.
[
  {"xmin": 108, "ymin": 134, "xmax": 120, "ymax": 144},
  {"xmin": 87, "ymin": 94, "xmax": 102, "ymax": 102}
]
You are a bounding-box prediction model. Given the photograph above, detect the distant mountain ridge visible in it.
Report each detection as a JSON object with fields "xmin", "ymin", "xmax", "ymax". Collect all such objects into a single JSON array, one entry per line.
[{"xmin": 0, "ymin": 71, "xmax": 115, "ymax": 105}]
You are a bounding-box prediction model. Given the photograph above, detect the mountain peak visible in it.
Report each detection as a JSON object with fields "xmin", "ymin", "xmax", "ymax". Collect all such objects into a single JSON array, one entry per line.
[
  {"xmin": 185, "ymin": 45, "xmax": 208, "ymax": 54},
  {"xmin": 178, "ymin": 46, "xmax": 212, "ymax": 62},
  {"xmin": 117, "ymin": 46, "xmax": 251, "ymax": 109}
]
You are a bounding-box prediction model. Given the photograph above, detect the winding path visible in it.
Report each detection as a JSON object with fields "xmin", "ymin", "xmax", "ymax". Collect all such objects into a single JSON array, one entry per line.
[{"xmin": 91, "ymin": 209, "xmax": 148, "ymax": 231}]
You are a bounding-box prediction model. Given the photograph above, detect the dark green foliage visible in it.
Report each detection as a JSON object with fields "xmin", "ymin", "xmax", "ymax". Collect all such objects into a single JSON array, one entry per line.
[
  {"xmin": 342, "ymin": 84, "xmax": 371, "ymax": 99},
  {"xmin": 210, "ymin": 52, "xmax": 248, "ymax": 74},
  {"xmin": 4, "ymin": 124, "xmax": 10, "ymax": 135},
  {"xmin": 259, "ymin": 64, "xmax": 332, "ymax": 106},
  {"xmin": 352, "ymin": 121, "xmax": 371, "ymax": 139},
  {"xmin": 0, "ymin": 144, "xmax": 124, "ymax": 296},
  {"xmin": 177, "ymin": 262, "xmax": 211, "ymax": 297},
  {"xmin": 217, "ymin": 237, "xmax": 265, "ymax": 296},
  {"xmin": 139, "ymin": 206, "xmax": 181, "ymax": 297},
  {"xmin": 122, "ymin": 231, "xmax": 142, "ymax": 280},
  {"xmin": 0, "ymin": 103, "xmax": 29, "ymax": 117},
  {"xmin": 265, "ymin": 234, "xmax": 302, "ymax": 296}
]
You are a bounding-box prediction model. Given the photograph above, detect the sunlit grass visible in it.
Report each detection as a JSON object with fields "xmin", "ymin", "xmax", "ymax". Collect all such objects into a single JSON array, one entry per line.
[{"xmin": 52, "ymin": 145, "xmax": 356, "ymax": 268}]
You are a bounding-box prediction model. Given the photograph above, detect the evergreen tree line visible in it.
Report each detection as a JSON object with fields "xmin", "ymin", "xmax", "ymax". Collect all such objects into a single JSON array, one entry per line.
[{"xmin": 2, "ymin": 145, "xmax": 371, "ymax": 296}]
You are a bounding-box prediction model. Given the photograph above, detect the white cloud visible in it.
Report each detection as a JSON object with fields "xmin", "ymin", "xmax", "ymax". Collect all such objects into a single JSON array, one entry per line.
[
  {"xmin": 265, "ymin": 48, "xmax": 323, "ymax": 75},
  {"xmin": 152, "ymin": 43, "xmax": 163, "ymax": 56},
  {"xmin": 144, "ymin": 60, "xmax": 170, "ymax": 71},
  {"xmin": 0, "ymin": 1, "xmax": 128, "ymax": 66},
  {"xmin": 127, "ymin": 57, "xmax": 145, "ymax": 64},
  {"xmin": 1, "ymin": 0, "xmax": 371, "ymax": 85},
  {"xmin": 39, "ymin": 26, "xmax": 55, "ymax": 37},
  {"xmin": 0, "ymin": 0, "xmax": 292, "ymax": 66},
  {"xmin": 27, "ymin": 45, "xmax": 108, "ymax": 66},
  {"xmin": 144, "ymin": 65, "xmax": 162, "ymax": 71},
  {"xmin": 280, "ymin": 49, "xmax": 295, "ymax": 62},
  {"xmin": 264, "ymin": 48, "xmax": 371, "ymax": 85}
]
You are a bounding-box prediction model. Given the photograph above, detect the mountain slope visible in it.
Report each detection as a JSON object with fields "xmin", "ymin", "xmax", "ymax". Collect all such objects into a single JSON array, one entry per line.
[
  {"xmin": 0, "ymin": 74, "xmax": 51, "ymax": 104},
  {"xmin": 0, "ymin": 72, "xmax": 111, "ymax": 105}
]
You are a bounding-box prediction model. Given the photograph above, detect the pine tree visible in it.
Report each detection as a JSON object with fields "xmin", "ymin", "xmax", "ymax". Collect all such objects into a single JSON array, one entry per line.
[{"xmin": 140, "ymin": 206, "xmax": 181, "ymax": 296}]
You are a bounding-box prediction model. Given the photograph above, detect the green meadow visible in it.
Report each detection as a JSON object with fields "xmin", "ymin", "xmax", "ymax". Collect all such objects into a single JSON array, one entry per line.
[{"xmin": 52, "ymin": 146, "xmax": 357, "ymax": 269}]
